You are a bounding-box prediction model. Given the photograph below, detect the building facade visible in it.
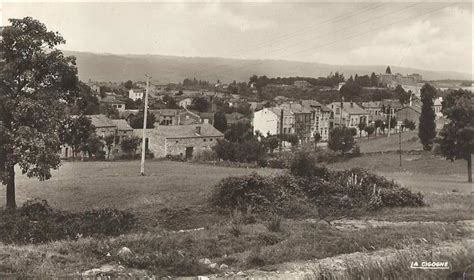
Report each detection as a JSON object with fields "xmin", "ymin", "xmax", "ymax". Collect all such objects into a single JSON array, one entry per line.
[{"xmin": 134, "ymin": 124, "xmax": 224, "ymax": 159}]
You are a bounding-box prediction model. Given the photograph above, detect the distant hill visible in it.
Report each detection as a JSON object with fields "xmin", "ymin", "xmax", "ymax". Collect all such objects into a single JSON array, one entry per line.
[{"xmin": 63, "ymin": 50, "xmax": 472, "ymax": 83}]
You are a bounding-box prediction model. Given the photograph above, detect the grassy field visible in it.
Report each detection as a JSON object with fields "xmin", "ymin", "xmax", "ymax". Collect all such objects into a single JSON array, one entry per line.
[
  {"xmin": 0, "ymin": 150, "xmax": 472, "ymax": 278},
  {"xmin": 356, "ymin": 130, "xmax": 422, "ymax": 153}
]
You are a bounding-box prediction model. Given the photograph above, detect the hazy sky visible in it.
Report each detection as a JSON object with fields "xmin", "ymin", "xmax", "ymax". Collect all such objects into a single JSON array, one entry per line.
[{"xmin": 2, "ymin": 1, "xmax": 473, "ymax": 74}]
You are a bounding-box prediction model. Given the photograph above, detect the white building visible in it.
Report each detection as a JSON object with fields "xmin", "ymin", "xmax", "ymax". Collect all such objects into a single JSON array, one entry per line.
[
  {"xmin": 129, "ymin": 89, "xmax": 144, "ymax": 101},
  {"xmin": 253, "ymin": 107, "xmax": 295, "ymax": 136},
  {"xmin": 178, "ymin": 97, "xmax": 193, "ymax": 109},
  {"xmin": 253, "ymin": 108, "xmax": 279, "ymax": 136}
]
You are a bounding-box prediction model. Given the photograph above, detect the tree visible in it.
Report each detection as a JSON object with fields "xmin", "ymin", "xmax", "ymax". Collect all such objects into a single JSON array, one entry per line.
[
  {"xmin": 81, "ymin": 134, "xmax": 104, "ymax": 158},
  {"xmin": 213, "ymin": 111, "xmax": 227, "ymax": 132},
  {"xmin": 313, "ymin": 132, "xmax": 322, "ymax": 151},
  {"xmin": 99, "ymin": 104, "xmax": 120, "ymax": 119},
  {"xmin": 262, "ymin": 135, "xmax": 279, "ymax": 153},
  {"xmin": 357, "ymin": 121, "xmax": 367, "ymax": 138},
  {"xmin": 395, "ymin": 85, "xmax": 411, "ymax": 106},
  {"xmin": 418, "ymin": 83, "xmax": 437, "ymax": 150},
  {"xmin": 124, "ymin": 80, "xmax": 134, "ymax": 90},
  {"xmin": 59, "ymin": 116, "xmax": 95, "ymax": 158},
  {"xmin": 0, "ymin": 17, "xmax": 78, "ymax": 208},
  {"xmin": 364, "ymin": 126, "xmax": 375, "ymax": 139},
  {"xmin": 120, "ymin": 136, "xmax": 141, "ymax": 156},
  {"xmin": 190, "ymin": 97, "xmax": 210, "ymax": 112},
  {"xmin": 129, "ymin": 111, "xmax": 155, "ymax": 129},
  {"xmin": 370, "ymin": 72, "xmax": 379, "ymax": 87},
  {"xmin": 104, "ymin": 134, "xmax": 115, "ymax": 160},
  {"xmin": 328, "ymin": 127, "xmax": 355, "ymax": 155},
  {"xmin": 403, "ymin": 119, "xmax": 416, "ymax": 130},
  {"xmin": 374, "ymin": 119, "xmax": 383, "ymax": 136},
  {"xmin": 163, "ymin": 95, "xmax": 179, "ymax": 109},
  {"xmin": 224, "ymin": 122, "xmax": 254, "ymax": 143},
  {"xmin": 437, "ymin": 90, "xmax": 473, "ymax": 182}
]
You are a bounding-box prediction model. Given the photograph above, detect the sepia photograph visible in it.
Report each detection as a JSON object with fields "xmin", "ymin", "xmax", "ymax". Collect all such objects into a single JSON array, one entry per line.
[{"xmin": 0, "ymin": 0, "xmax": 472, "ymax": 278}]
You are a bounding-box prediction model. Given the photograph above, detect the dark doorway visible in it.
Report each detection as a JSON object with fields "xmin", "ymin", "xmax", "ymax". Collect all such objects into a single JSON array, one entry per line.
[{"xmin": 185, "ymin": 147, "xmax": 194, "ymax": 160}]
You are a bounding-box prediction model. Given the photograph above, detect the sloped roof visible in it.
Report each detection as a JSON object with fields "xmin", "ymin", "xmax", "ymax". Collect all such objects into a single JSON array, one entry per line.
[
  {"xmin": 100, "ymin": 96, "xmax": 125, "ymax": 104},
  {"xmin": 154, "ymin": 123, "xmax": 223, "ymax": 139},
  {"xmin": 87, "ymin": 115, "xmax": 116, "ymax": 128},
  {"xmin": 329, "ymin": 102, "xmax": 369, "ymax": 115},
  {"xmin": 111, "ymin": 119, "xmax": 133, "ymax": 131},
  {"xmin": 270, "ymin": 108, "xmax": 294, "ymax": 116},
  {"xmin": 301, "ymin": 100, "xmax": 332, "ymax": 112}
]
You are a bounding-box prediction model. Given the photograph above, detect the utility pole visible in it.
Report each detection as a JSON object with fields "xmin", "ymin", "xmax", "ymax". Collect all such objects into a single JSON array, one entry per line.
[
  {"xmin": 387, "ymin": 106, "xmax": 392, "ymax": 138},
  {"xmin": 279, "ymin": 109, "xmax": 284, "ymax": 152},
  {"xmin": 399, "ymin": 125, "xmax": 402, "ymax": 167},
  {"xmin": 140, "ymin": 75, "xmax": 150, "ymax": 176}
]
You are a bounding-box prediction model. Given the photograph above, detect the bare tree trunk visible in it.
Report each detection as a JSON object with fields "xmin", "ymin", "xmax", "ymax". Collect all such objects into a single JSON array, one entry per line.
[
  {"xmin": 468, "ymin": 155, "xmax": 472, "ymax": 183},
  {"xmin": 6, "ymin": 164, "xmax": 16, "ymax": 209}
]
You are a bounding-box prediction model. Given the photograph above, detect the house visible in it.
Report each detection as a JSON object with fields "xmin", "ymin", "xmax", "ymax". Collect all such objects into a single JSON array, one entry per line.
[
  {"xmin": 134, "ymin": 123, "xmax": 224, "ymax": 159},
  {"xmin": 276, "ymin": 103, "xmax": 312, "ymax": 140},
  {"xmin": 60, "ymin": 115, "xmax": 134, "ymax": 159},
  {"xmin": 150, "ymin": 109, "xmax": 180, "ymax": 126},
  {"xmin": 129, "ymin": 89, "xmax": 144, "ymax": 101},
  {"xmin": 100, "ymin": 96, "xmax": 126, "ymax": 112},
  {"xmin": 328, "ymin": 102, "xmax": 370, "ymax": 135},
  {"xmin": 225, "ymin": 112, "xmax": 250, "ymax": 126},
  {"xmin": 294, "ymin": 80, "xmax": 312, "ymax": 89},
  {"xmin": 178, "ymin": 97, "xmax": 193, "ymax": 109},
  {"xmin": 396, "ymin": 106, "xmax": 421, "ymax": 127},
  {"xmin": 253, "ymin": 107, "xmax": 295, "ymax": 136},
  {"xmin": 301, "ymin": 100, "xmax": 332, "ymax": 141}
]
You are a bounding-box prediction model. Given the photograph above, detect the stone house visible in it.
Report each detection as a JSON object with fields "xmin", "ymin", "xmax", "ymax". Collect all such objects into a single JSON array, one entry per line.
[
  {"xmin": 134, "ymin": 123, "xmax": 224, "ymax": 159},
  {"xmin": 99, "ymin": 96, "xmax": 126, "ymax": 112},
  {"xmin": 60, "ymin": 115, "xmax": 133, "ymax": 159},
  {"xmin": 328, "ymin": 102, "xmax": 370, "ymax": 135},
  {"xmin": 301, "ymin": 100, "xmax": 332, "ymax": 141}
]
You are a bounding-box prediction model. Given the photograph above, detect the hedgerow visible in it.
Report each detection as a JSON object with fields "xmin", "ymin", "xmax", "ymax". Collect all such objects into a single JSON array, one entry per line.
[{"xmin": 0, "ymin": 199, "xmax": 136, "ymax": 244}]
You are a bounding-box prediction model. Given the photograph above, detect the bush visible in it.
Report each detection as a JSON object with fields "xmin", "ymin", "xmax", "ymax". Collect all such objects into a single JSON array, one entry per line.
[
  {"xmin": 290, "ymin": 152, "xmax": 330, "ymax": 180},
  {"xmin": 0, "ymin": 199, "xmax": 137, "ymax": 244},
  {"xmin": 192, "ymin": 149, "xmax": 218, "ymax": 162},
  {"xmin": 266, "ymin": 216, "xmax": 283, "ymax": 232},
  {"xmin": 211, "ymin": 167, "xmax": 425, "ymax": 219}
]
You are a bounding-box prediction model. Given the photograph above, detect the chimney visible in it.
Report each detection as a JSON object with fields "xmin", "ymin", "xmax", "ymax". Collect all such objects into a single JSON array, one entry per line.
[
  {"xmin": 195, "ymin": 126, "xmax": 201, "ymax": 135},
  {"xmin": 350, "ymin": 101, "xmax": 354, "ymax": 108}
]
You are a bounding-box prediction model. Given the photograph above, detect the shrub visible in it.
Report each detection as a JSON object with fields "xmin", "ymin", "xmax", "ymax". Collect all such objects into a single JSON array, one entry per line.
[
  {"xmin": 211, "ymin": 173, "xmax": 278, "ymax": 214},
  {"xmin": 0, "ymin": 199, "xmax": 137, "ymax": 244},
  {"xmin": 266, "ymin": 216, "xmax": 283, "ymax": 232},
  {"xmin": 290, "ymin": 152, "xmax": 331, "ymax": 180},
  {"xmin": 192, "ymin": 149, "xmax": 218, "ymax": 162}
]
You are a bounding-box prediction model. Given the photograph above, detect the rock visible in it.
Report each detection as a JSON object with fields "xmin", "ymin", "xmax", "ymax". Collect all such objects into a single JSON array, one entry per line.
[
  {"xmin": 209, "ymin": 263, "xmax": 218, "ymax": 269},
  {"xmin": 117, "ymin": 247, "xmax": 133, "ymax": 257},
  {"xmin": 199, "ymin": 258, "xmax": 212, "ymax": 265},
  {"xmin": 236, "ymin": 271, "xmax": 246, "ymax": 276},
  {"xmin": 82, "ymin": 264, "xmax": 117, "ymax": 276},
  {"xmin": 220, "ymin": 264, "xmax": 229, "ymax": 269},
  {"xmin": 318, "ymin": 219, "xmax": 331, "ymax": 228}
]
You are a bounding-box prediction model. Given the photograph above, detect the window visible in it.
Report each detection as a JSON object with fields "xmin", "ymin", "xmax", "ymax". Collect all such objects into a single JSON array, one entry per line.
[
  {"xmin": 176, "ymin": 140, "xmax": 179, "ymax": 144},
  {"xmin": 209, "ymin": 138, "xmax": 213, "ymax": 141},
  {"xmin": 203, "ymin": 139, "xmax": 207, "ymax": 142}
]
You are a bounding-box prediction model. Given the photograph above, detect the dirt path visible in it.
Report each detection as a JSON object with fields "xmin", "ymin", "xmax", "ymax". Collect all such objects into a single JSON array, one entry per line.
[{"xmin": 189, "ymin": 219, "xmax": 474, "ymax": 280}]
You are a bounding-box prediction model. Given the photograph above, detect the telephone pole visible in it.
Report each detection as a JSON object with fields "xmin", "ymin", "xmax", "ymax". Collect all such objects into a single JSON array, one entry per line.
[{"xmin": 140, "ymin": 75, "xmax": 150, "ymax": 176}]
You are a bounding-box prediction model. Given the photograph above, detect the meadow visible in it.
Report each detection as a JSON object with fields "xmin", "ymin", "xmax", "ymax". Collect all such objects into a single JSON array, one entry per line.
[{"xmin": 0, "ymin": 148, "xmax": 472, "ymax": 278}]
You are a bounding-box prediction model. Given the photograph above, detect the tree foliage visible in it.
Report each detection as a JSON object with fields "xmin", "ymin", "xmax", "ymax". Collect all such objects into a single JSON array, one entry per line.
[
  {"xmin": 120, "ymin": 136, "xmax": 141, "ymax": 156},
  {"xmin": 213, "ymin": 111, "xmax": 227, "ymax": 132},
  {"xmin": 437, "ymin": 90, "xmax": 473, "ymax": 182},
  {"xmin": 58, "ymin": 116, "xmax": 95, "ymax": 158},
  {"xmin": 129, "ymin": 112, "xmax": 155, "ymax": 129},
  {"xmin": 328, "ymin": 127, "xmax": 355, "ymax": 154},
  {"xmin": 190, "ymin": 97, "xmax": 210, "ymax": 112},
  {"xmin": 0, "ymin": 17, "xmax": 79, "ymax": 208},
  {"xmin": 395, "ymin": 85, "xmax": 411, "ymax": 106},
  {"xmin": 418, "ymin": 83, "xmax": 437, "ymax": 150}
]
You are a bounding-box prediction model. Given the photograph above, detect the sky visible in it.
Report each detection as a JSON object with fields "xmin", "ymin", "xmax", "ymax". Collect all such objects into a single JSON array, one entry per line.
[{"xmin": 2, "ymin": 1, "xmax": 473, "ymax": 74}]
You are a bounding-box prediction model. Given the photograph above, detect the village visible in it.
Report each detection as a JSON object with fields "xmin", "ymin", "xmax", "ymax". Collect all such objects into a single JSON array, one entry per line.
[{"xmin": 59, "ymin": 67, "xmax": 450, "ymax": 162}]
